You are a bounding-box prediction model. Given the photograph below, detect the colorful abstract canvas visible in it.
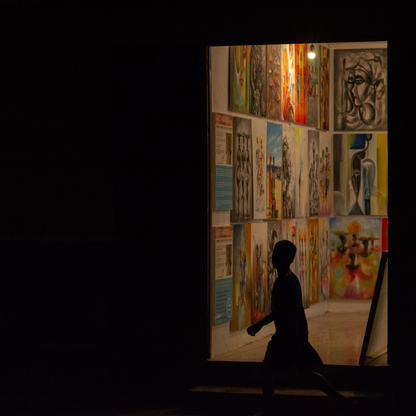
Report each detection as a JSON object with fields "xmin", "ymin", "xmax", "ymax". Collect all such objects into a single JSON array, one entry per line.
[
  {"xmin": 251, "ymin": 222, "xmax": 268, "ymax": 324},
  {"xmin": 334, "ymin": 48, "xmax": 387, "ymax": 131},
  {"xmin": 266, "ymin": 122, "xmax": 282, "ymax": 220},
  {"xmin": 252, "ymin": 119, "xmax": 267, "ymax": 219},
  {"xmin": 232, "ymin": 223, "xmax": 252, "ymax": 331},
  {"xmin": 319, "ymin": 45, "xmax": 330, "ymax": 130},
  {"xmin": 267, "ymin": 221, "xmax": 282, "ymax": 312},
  {"xmin": 229, "ymin": 46, "xmax": 251, "ymax": 114},
  {"xmin": 295, "ymin": 127, "xmax": 307, "ymax": 218},
  {"xmin": 249, "ymin": 45, "xmax": 267, "ymax": 117},
  {"xmin": 319, "ymin": 132, "xmax": 332, "ymax": 216},
  {"xmin": 307, "ymin": 44, "xmax": 319, "ymax": 128},
  {"xmin": 329, "ymin": 217, "xmax": 382, "ymax": 300},
  {"xmin": 282, "ymin": 124, "xmax": 296, "ymax": 218},
  {"xmin": 319, "ymin": 218, "xmax": 330, "ymax": 301},
  {"xmin": 266, "ymin": 45, "xmax": 282, "ymax": 120},
  {"xmin": 308, "ymin": 130, "xmax": 320, "ymax": 217},
  {"xmin": 308, "ymin": 219, "xmax": 319, "ymax": 305},
  {"xmin": 282, "ymin": 44, "xmax": 295, "ymax": 122},
  {"xmin": 231, "ymin": 117, "xmax": 253, "ymax": 222},
  {"xmin": 295, "ymin": 44, "xmax": 308, "ymax": 125},
  {"xmin": 296, "ymin": 219, "xmax": 310, "ymax": 309}
]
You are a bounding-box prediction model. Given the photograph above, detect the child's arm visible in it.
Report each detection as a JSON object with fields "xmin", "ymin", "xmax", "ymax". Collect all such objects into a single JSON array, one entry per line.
[{"xmin": 247, "ymin": 312, "xmax": 274, "ymax": 336}]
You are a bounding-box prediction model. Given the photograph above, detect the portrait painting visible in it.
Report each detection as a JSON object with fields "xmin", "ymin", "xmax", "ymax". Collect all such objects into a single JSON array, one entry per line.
[
  {"xmin": 232, "ymin": 223, "xmax": 252, "ymax": 331},
  {"xmin": 266, "ymin": 45, "xmax": 282, "ymax": 120},
  {"xmin": 231, "ymin": 117, "xmax": 253, "ymax": 222},
  {"xmin": 334, "ymin": 48, "xmax": 387, "ymax": 131},
  {"xmin": 329, "ymin": 217, "xmax": 382, "ymax": 300},
  {"xmin": 229, "ymin": 46, "xmax": 251, "ymax": 114}
]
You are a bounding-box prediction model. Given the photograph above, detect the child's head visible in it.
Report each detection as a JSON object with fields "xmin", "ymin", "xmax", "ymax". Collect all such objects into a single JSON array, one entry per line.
[{"xmin": 272, "ymin": 240, "xmax": 296, "ymax": 270}]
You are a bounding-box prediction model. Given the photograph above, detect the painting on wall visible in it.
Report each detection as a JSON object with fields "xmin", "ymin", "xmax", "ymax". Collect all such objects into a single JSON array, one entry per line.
[
  {"xmin": 308, "ymin": 219, "xmax": 319, "ymax": 305},
  {"xmin": 282, "ymin": 44, "xmax": 295, "ymax": 122},
  {"xmin": 266, "ymin": 45, "xmax": 282, "ymax": 120},
  {"xmin": 231, "ymin": 117, "xmax": 253, "ymax": 222},
  {"xmin": 319, "ymin": 45, "xmax": 330, "ymax": 130},
  {"xmin": 249, "ymin": 45, "xmax": 267, "ymax": 117},
  {"xmin": 229, "ymin": 45, "xmax": 251, "ymax": 114},
  {"xmin": 251, "ymin": 222, "xmax": 268, "ymax": 324},
  {"xmin": 267, "ymin": 221, "xmax": 282, "ymax": 312},
  {"xmin": 252, "ymin": 119, "xmax": 267, "ymax": 219},
  {"xmin": 296, "ymin": 219, "xmax": 310, "ymax": 309},
  {"xmin": 334, "ymin": 48, "xmax": 387, "ymax": 131},
  {"xmin": 295, "ymin": 44, "xmax": 308, "ymax": 125},
  {"xmin": 282, "ymin": 220, "xmax": 297, "ymax": 275},
  {"xmin": 307, "ymin": 44, "xmax": 319, "ymax": 128},
  {"xmin": 333, "ymin": 134, "xmax": 347, "ymax": 215},
  {"xmin": 282, "ymin": 124, "xmax": 296, "ymax": 218},
  {"xmin": 308, "ymin": 130, "xmax": 320, "ymax": 217},
  {"xmin": 266, "ymin": 122, "xmax": 282, "ymax": 220},
  {"xmin": 329, "ymin": 217, "xmax": 382, "ymax": 300},
  {"xmin": 295, "ymin": 127, "xmax": 307, "ymax": 218},
  {"xmin": 375, "ymin": 134, "xmax": 388, "ymax": 216},
  {"xmin": 319, "ymin": 133, "xmax": 332, "ymax": 216},
  {"xmin": 232, "ymin": 223, "xmax": 252, "ymax": 331},
  {"xmin": 319, "ymin": 218, "xmax": 330, "ymax": 301}
]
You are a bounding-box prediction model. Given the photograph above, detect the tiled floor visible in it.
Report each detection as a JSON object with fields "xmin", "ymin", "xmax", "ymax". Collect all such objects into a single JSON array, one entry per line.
[{"xmin": 212, "ymin": 311, "xmax": 387, "ymax": 366}]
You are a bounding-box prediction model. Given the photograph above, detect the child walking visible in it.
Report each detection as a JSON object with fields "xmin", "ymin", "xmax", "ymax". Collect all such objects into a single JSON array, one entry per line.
[{"xmin": 247, "ymin": 240, "xmax": 352, "ymax": 415}]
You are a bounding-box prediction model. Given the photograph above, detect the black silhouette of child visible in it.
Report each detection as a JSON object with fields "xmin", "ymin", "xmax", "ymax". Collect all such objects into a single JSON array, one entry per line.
[{"xmin": 247, "ymin": 240, "xmax": 351, "ymax": 415}]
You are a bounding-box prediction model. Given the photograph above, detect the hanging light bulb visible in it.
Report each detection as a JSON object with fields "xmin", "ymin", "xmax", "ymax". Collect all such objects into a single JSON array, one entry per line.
[{"xmin": 308, "ymin": 44, "xmax": 316, "ymax": 59}]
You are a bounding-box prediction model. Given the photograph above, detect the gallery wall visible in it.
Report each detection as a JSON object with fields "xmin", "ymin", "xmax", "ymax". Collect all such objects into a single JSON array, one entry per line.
[{"xmin": 209, "ymin": 42, "xmax": 388, "ymax": 358}]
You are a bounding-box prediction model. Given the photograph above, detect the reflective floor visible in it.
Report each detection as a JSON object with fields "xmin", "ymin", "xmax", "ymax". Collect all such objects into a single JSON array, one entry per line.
[{"xmin": 212, "ymin": 311, "xmax": 387, "ymax": 366}]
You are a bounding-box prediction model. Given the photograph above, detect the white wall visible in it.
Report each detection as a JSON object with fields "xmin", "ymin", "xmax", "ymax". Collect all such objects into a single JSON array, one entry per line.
[{"xmin": 209, "ymin": 43, "xmax": 386, "ymax": 359}]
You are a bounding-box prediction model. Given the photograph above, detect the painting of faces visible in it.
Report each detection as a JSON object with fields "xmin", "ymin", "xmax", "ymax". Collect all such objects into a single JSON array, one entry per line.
[
  {"xmin": 333, "ymin": 134, "xmax": 388, "ymax": 216},
  {"xmin": 231, "ymin": 117, "xmax": 253, "ymax": 222},
  {"xmin": 334, "ymin": 48, "xmax": 387, "ymax": 131},
  {"xmin": 329, "ymin": 217, "xmax": 382, "ymax": 300}
]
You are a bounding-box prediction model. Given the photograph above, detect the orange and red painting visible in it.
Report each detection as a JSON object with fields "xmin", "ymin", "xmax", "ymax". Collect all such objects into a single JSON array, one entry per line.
[
  {"xmin": 295, "ymin": 44, "xmax": 308, "ymax": 125},
  {"xmin": 282, "ymin": 44, "xmax": 295, "ymax": 122}
]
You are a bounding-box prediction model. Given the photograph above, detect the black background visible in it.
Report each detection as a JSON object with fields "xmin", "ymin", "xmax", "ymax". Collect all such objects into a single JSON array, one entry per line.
[{"xmin": 0, "ymin": 0, "xmax": 411, "ymax": 408}]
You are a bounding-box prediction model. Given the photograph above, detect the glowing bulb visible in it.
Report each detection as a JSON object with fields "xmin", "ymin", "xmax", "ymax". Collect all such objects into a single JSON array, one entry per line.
[{"xmin": 308, "ymin": 44, "xmax": 316, "ymax": 59}]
